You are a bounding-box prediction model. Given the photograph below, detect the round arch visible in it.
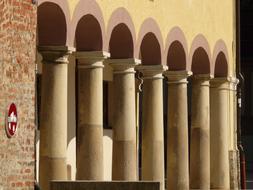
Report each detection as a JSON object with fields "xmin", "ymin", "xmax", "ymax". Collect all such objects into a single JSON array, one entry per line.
[
  {"xmin": 38, "ymin": 0, "xmax": 70, "ymax": 46},
  {"xmin": 189, "ymin": 34, "xmax": 211, "ymax": 74},
  {"xmin": 136, "ymin": 18, "xmax": 163, "ymax": 64},
  {"xmin": 75, "ymin": 15, "xmax": 103, "ymax": 51},
  {"xmin": 109, "ymin": 23, "xmax": 134, "ymax": 59},
  {"xmin": 70, "ymin": 0, "xmax": 105, "ymax": 49},
  {"xmin": 165, "ymin": 27, "xmax": 188, "ymax": 70},
  {"xmin": 214, "ymin": 52, "xmax": 228, "ymax": 77},
  {"xmin": 212, "ymin": 40, "xmax": 229, "ymax": 77},
  {"xmin": 106, "ymin": 7, "xmax": 136, "ymax": 58},
  {"xmin": 139, "ymin": 32, "xmax": 162, "ymax": 65}
]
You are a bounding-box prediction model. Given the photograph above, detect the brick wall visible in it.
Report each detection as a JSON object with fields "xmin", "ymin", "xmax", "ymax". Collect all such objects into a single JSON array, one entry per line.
[{"xmin": 0, "ymin": 0, "xmax": 36, "ymax": 189}]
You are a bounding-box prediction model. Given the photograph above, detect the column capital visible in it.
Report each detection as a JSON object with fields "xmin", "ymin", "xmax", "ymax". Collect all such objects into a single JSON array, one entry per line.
[
  {"xmin": 228, "ymin": 77, "xmax": 239, "ymax": 91},
  {"xmin": 105, "ymin": 58, "xmax": 141, "ymax": 74},
  {"xmin": 192, "ymin": 74, "xmax": 213, "ymax": 87},
  {"xmin": 165, "ymin": 70, "xmax": 192, "ymax": 84},
  {"xmin": 136, "ymin": 65, "xmax": 168, "ymax": 79},
  {"xmin": 210, "ymin": 77, "xmax": 231, "ymax": 89},
  {"xmin": 192, "ymin": 74, "xmax": 214, "ymax": 80},
  {"xmin": 38, "ymin": 46, "xmax": 75, "ymax": 64},
  {"xmin": 76, "ymin": 51, "xmax": 110, "ymax": 69},
  {"xmin": 210, "ymin": 77, "xmax": 239, "ymax": 91}
]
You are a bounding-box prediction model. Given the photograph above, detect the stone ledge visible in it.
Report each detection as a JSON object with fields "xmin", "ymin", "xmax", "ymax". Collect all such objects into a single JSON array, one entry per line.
[{"xmin": 51, "ymin": 181, "xmax": 160, "ymax": 190}]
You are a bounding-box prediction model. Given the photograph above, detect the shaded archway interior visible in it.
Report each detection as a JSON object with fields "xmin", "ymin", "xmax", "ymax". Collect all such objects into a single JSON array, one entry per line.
[
  {"xmin": 192, "ymin": 47, "xmax": 210, "ymax": 74},
  {"xmin": 140, "ymin": 33, "xmax": 161, "ymax": 65},
  {"xmin": 38, "ymin": 2, "xmax": 67, "ymax": 46},
  {"xmin": 75, "ymin": 15, "xmax": 103, "ymax": 51},
  {"xmin": 167, "ymin": 41, "xmax": 186, "ymax": 70},
  {"xmin": 109, "ymin": 23, "xmax": 134, "ymax": 59},
  {"xmin": 214, "ymin": 52, "xmax": 228, "ymax": 77}
]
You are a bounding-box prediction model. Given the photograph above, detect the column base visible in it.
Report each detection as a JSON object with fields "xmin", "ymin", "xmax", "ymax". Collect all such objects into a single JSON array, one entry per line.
[
  {"xmin": 112, "ymin": 140, "xmax": 137, "ymax": 181},
  {"xmin": 142, "ymin": 140, "xmax": 164, "ymax": 190},
  {"xmin": 229, "ymin": 150, "xmax": 240, "ymax": 190},
  {"xmin": 190, "ymin": 127, "xmax": 210, "ymax": 190},
  {"xmin": 39, "ymin": 156, "xmax": 67, "ymax": 190},
  {"xmin": 76, "ymin": 124, "xmax": 103, "ymax": 180}
]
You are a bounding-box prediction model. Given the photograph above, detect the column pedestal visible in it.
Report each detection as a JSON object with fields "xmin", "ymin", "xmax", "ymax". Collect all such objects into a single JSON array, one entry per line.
[
  {"xmin": 107, "ymin": 58, "xmax": 140, "ymax": 180},
  {"xmin": 75, "ymin": 51, "xmax": 110, "ymax": 180},
  {"xmin": 137, "ymin": 65, "xmax": 167, "ymax": 190},
  {"xmin": 165, "ymin": 71, "xmax": 191, "ymax": 190},
  {"xmin": 190, "ymin": 74, "xmax": 212, "ymax": 190},
  {"xmin": 38, "ymin": 46, "xmax": 75, "ymax": 190}
]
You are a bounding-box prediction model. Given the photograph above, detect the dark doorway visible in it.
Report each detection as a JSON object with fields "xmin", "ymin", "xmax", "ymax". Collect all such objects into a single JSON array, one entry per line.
[{"xmin": 241, "ymin": 0, "xmax": 253, "ymax": 188}]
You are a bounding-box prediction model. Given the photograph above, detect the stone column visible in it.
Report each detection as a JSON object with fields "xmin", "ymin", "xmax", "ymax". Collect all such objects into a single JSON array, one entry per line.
[
  {"xmin": 190, "ymin": 74, "xmax": 212, "ymax": 190},
  {"xmin": 210, "ymin": 78, "xmax": 230, "ymax": 189},
  {"xmin": 165, "ymin": 71, "xmax": 192, "ymax": 190},
  {"xmin": 38, "ymin": 46, "xmax": 75, "ymax": 190},
  {"xmin": 137, "ymin": 65, "xmax": 167, "ymax": 190},
  {"xmin": 227, "ymin": 77, "xmax": 239, "ymax": 190},
  {"xmin": 107, "ymin": 58, "xmax": 140, "ymax": 180},
  {"xmin": 75, "ymin": 51, "xmax": 110, "ymax": 180}
]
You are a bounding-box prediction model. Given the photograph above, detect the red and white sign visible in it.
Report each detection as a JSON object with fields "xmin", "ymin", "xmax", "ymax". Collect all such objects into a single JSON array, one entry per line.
[{"xmin": 6, "ymin": 103, "xmax": 18, "ymax": 138}]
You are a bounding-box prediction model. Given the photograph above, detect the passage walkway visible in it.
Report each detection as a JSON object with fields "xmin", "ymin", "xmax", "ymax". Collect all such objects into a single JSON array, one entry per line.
[{"xmin": 51, "ymin": 181, "xmax": 160, "ymax": 190}]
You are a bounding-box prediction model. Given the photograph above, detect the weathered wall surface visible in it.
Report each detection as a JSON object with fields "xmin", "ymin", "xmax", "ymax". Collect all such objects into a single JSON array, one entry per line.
[
  {"xmin": 0, "ymin": 0, "xmax": 36, "ymax": 189},
  {"xmin": 56, "ymin": 0, "xmax": 235, "ymax": 75}
]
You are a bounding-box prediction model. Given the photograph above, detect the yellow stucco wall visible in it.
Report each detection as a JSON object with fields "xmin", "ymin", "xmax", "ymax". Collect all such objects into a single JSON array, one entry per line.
[
  {"xmin": 36, "ymin": 0, "xmax": 238, "ymax": 181},
  {"xmin": 67, "ymin": 0, "xmax": 235, "ymax": 75}
]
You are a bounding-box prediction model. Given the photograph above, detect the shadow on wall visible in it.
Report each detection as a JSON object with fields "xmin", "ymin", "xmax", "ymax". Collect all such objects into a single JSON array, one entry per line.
[{"xmin": 67, "ymin": 54, "xmax": 76, "ymax": 146}]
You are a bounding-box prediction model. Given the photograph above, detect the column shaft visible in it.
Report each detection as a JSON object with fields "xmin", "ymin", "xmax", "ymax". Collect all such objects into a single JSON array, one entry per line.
[
  {"xmin": 76, "ymin": 51, "xmax": 109, "ymax": 180},
  {"xmin": 38, "ymin": 46, "xmax": 74, "ymax": 190},
  {"xmin": 138, "ymin": 65, "xmax": 167, "ymax": 190},
  {"xmin": 166, "ymin": 71, "xmax": 191, "ymax": 190},
  {"xmin": 190, "ymin": 75, "xmax": 211, "ymax": 190},
  {"xmin": 210, "ymin": 79, "xmax": 230, "ymax": 189},
  {"xmin": 108, "ymin": 59, "xmax": 140, "ymax": 180}
]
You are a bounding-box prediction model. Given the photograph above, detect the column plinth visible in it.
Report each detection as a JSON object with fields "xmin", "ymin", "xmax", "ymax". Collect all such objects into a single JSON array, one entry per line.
[
  {"xmin": 107, "ymin": 58, "xmax": 140, "ymax": 180},
  {"xmin": 38, "ymin": 46, "xmax": 75, "ymax": 190},
  {"xmin": 165, "ymin": 70, "xmax": 192, "ymax": 190},
  {"xmin": 190, "ymin": 74, "xmax": 213, "ymax": 190},
  {"xmin": 137, "ymin": 65, "xmax": 167, "ymax": 190},
  {"xmin": 76, "ymin": 51, "xmax": 110, "ymax": 180}
]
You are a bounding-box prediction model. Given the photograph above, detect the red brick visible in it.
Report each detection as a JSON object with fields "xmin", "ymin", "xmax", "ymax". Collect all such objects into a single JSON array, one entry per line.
[{"xmin": 0, "ymin": 1, "xmax": 36, "ymax": 189}]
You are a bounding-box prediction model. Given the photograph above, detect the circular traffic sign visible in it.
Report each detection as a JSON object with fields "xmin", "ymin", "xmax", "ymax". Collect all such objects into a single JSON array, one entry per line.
[{"xmin": 6, "ymin": 103, "xmax": 18, "ymax": 138}]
